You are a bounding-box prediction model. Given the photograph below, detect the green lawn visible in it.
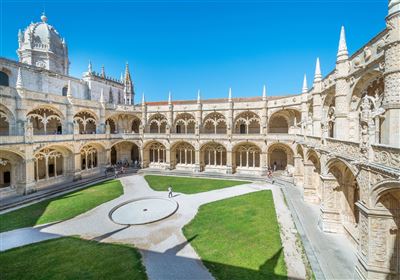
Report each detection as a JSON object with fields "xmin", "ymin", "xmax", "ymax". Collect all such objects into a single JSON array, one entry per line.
[
  {"xmin": 144, "ymin": 175, "xmax": 250, "ymax": 194},
  {"xmin": 0, "ymin": 237, "xmax": 147, "ymax": 280},
  {"xmin": 183, "ymin": 191, "xmax": 287, "ymax": 280},
  {"xmin": 0, "ymin": 180, "xmax": 123, "ymax": 233}
]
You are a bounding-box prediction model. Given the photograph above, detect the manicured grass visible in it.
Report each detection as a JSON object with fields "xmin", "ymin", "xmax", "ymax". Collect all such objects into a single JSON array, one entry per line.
[
  {"xmin": 0, "ymin": 237, "xmax": 147, "ymax": 280},
  {"xmin": 183, "ymin": 191, "xmax": 287, "ymax": 280},
  {"xmin": 0, "ymin": 180, "xmax": 123, "ymax": 233},
  {"xmin": 144, "ymin": 175, "xmax": 250, "ymax": 194}
]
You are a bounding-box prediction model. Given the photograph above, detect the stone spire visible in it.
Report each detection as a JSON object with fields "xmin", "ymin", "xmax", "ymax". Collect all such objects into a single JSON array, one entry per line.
[
  {"xmin": 16, "ymin": 67, "xmax": 23, "ymax": 89},
  {"xmin": 101, "ymin": 65, "xmax": 105, "ymax": 78},
  {"xmin": 314, "ymin": 58, "xmax": 322, "ymax": 84},
  {"xmin": 228, "ymin": 88, "xmax": 232, "ymax": 102},
  {"xmin": 302, "ymin": 74, "xmax": 308, "ymax": 94},
  {"xmin": 197, "ymin": 89, "xmax": 201, "ymax": 104},
  {"xmin": 142, "ymin": 92, "xmax": 146, "ymax": 105},
  {"xmin": 120, "ymin": 72, "xmax": 123, "ymax": 83},
  {"xmin": 168, "ymin": 91, "xmax": 172, "ymax": 104},
  {"xmin": 262, "ymin": 85, "xmax": 267, "ymax": 101},
  {"xmin": 337, "ymin": 26, "xmax": 349, "ymax": 62},
  {"xmin": 88, "ymin": 61, "xmax": 92, "ymax": 73},
  {"xmin": 123, "ymin": 62, "xmax": 134, "ymax": 105}
]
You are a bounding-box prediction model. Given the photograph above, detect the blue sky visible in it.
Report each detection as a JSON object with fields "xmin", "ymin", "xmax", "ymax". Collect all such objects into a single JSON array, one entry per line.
[{"xmin": 0, "ymin": 0, "xmax": 388, "ymax": 102}]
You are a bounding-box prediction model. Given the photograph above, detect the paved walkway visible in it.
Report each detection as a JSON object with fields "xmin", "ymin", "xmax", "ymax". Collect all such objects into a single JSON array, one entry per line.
[
  {"xmin": 0, "ymin": 175, "xmax": 306, "ymax": 280},
  {"xmin": 281, "ymin": 183, "xmax": 357, "ymax": 280}
]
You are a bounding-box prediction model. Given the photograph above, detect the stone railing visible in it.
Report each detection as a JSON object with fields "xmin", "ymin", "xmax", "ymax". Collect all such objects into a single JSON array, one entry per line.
[
  {"xmin": 0, "ymin": 135, "xmax": 24, "ymax": 145},
  {"xmin": 266, "ymin": 133, "xmax": 296, "ymax": 142},
  {"xmin": 0, "ymin": 85, "xmax": 13, "ymax": 97},
  {"xmin": 372, "ymin": 144, "xmax": 400, "ymax": 170},
  {"xmin": 324, "ymin": 138, "xmax": 361, "ymax": 161}
]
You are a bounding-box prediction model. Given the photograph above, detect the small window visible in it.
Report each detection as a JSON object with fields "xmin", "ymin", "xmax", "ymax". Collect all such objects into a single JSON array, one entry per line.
[
  {"xmin": 0, "ymin": 71, "xmax": 9, "ymax": 87},
  {"xmin": 62, "ymin": 86, "xmax": 68, "ymax": 96}
]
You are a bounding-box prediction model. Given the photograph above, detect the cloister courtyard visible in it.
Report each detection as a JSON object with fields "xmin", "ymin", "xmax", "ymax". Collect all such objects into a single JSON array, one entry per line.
[{"xmin": 0, "ymin": 174, "xmax": 320, "ymax": 280}]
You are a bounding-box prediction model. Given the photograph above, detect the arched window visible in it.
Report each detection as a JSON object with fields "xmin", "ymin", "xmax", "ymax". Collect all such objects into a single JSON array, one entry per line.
[
  {"xmin": 62, "ymin": 85, "xmax": 68, "ymax": 96},
  {"xmin": 0, "ymin": 71, "xmax": 9, "ymax": 87}
]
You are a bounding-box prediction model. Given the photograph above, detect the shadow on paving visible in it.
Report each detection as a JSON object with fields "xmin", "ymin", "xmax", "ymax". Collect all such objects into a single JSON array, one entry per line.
[{"xmin": 141, "ymin": 235, "xmax": 291, "ymax": 280}]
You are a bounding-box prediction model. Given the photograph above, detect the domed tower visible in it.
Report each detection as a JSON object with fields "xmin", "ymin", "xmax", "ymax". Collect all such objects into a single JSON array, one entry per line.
[{"xmin": 17, "ymin": 13, "xmax": 69, "ymax": 75}]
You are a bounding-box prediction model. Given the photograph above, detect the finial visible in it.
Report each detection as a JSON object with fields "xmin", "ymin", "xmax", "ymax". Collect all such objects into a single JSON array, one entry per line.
[
  {"xmin": 302, "ymin": 74, "xmax": 308, "ymax": 94},
  {"xmin": 197, "ymin": 89, "xmax": 201, "ymax": 103},
  {"xmin": 262, "ymin": 85, "xmax": 267, "ymax": 100},
  {"xmin": 337, "ymin": 26, "xmax": 348, "ymax": 61},
  {"xmin": 228, "ymin": 88, "xmax": 232, "ymax": 101},
  {"xmin": 101, "ymin": 65, "xmax": 105, "ymax": 78},
  {"xmin": 41, "ymin": 12, "xmax": 48, "ymax": 23},
  {"xmin": 142, "ymin": 92, "xmax": 146, "ymax": 105},
  {"xmin": 168, "ymin": 91, "xmax": 172, "ymax": 104},
  {"xmin": 120, "ymin": 72, "xmax": 123, "ymax": 82},
  {"xmin": 16, "ymin": 68, "xmax": 23, "ymax": 89},
  {"xmin": 88, "ymin": 61, "xmax": 92, "ymax": 73},
  {"xmin": 314, "ymin": 57, "xmax": 322, "ymax": 83}
]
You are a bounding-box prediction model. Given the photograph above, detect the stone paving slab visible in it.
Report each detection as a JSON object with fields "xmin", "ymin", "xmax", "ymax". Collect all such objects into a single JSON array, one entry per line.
[{"xmin": 281, "ymin": 182, "xmax": 357, "ymax": 280}]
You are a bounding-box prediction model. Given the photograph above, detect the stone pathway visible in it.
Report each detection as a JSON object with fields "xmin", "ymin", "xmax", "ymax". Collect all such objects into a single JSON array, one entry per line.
[
  {"xmin": 281, "ymin": 182, "xmax": 357, "ymax": 280},
  {"xmin": 0, "ymin": 175, "xmax": 306, "ymax": 280}
]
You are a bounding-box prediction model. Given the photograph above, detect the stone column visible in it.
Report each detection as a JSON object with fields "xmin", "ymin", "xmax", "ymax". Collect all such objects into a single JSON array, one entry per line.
[
  {"xmin": 303, "ymin": 162, "xmax": 319, "ymax": 203},
  {"xmin": 382, "ymin": 2, "xmax": 400, "ymax": 147},
  {"xmin": 260, "ymin": 150, "xmax": 268, "ymax": 175},
  {"xmin": 293, "ymin": 155, "xmax": 304, "ymax": 187},
  {"xmin": 66, "ymin": 104, "xmax": 74, "ymax": 134},
  {"xmin": 226, "ymin": 150, "xmax": 233, "ymax": 174},
  {"xmin": 106, "ymin": 148, "xmax": 111, "ymax": 165},
  {"xmin": 140, "ymin": 146, "xmax": 145, "ymax": 168},
  {"xmin": 194, "ymin": 149, "xmax": 201, "ymax": 172},
  {"xmin": 195, "ymin": 100, "xmax": 202, "ymax": 136},
  {"xmin": 19, "ymin": 146, "xmax": 36, "ymax": 195},
  {"xmin": 98, "ymin": 107, "xmax": 105, "ymax": 134},
  {"xmin": 319, "ymin": 174, "xmax": 342, "ymax": 233},
  {"xmin": 301, "ymin": 95, "xmax": 308, "ymax": 136},
  {"xmin": 165, "ymin": 148, "xmax": 171, "ymax": 170},
  {"xmin": 355, "ymin": 203, "xmax": 398, "ymax": 280},
  {"xmin": 73, "ymin": 152, "xmax": 82, "ymax": 181}
]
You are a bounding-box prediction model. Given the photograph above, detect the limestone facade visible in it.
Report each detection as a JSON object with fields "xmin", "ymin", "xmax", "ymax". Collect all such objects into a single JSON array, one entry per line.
[{"xmin": 0, "ymin": 3, "xmax": 400, "ymax": 279}]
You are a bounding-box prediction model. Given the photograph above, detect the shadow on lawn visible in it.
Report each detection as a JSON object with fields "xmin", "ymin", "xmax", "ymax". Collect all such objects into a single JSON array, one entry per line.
[{"xmin": 139, "ymin": 235, "xmax": 291, "ymax": 280}]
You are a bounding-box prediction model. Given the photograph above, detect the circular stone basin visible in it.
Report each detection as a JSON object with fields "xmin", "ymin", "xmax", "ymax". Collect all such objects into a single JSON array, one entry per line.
[{"xmin": 109, "ymin": 197, "xmax": 179, "ymax": 225}]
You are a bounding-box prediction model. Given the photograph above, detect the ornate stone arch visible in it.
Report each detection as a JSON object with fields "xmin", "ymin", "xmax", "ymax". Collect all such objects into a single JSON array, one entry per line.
[
  {"xmin": 234, "ymin": 111, "xmax": 261, "ymax": 134},
  {"xmin": 202, "ymin": 112, "xmax": 227, "ymax": 134},
  {"xmin": 73, "ymin": 110, "xmax": 97, "ymax": 134},
  {"xmin": 0, "ymin": 104, "xmax": 15, "ymax": 135},
  {"xmin": 268, "ymin": 109, "xmax": 301, "ymax": 134},
  {"xmin": 148, "ymin": 113, "xmax": 168, "ymax": 134},
  {"xmin": 370, "ymin": 180, "xmax": 400, "ymax": 208},
  {"xmin": 27, "ymin": 105, "xmax": 64, "ymax": 135},
  {"xmin": 267, "ymin": 142, "xmax": 295, "ymax": 171},
  {"xmin": 174, "ymin": 113, "xmax": 196, "ymax": 134}
]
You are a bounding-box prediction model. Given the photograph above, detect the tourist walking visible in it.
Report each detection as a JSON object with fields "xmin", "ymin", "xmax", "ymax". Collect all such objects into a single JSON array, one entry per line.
[{"xmin": 168, "ymin": 186, "xmax": 173, "ymax": 198}]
